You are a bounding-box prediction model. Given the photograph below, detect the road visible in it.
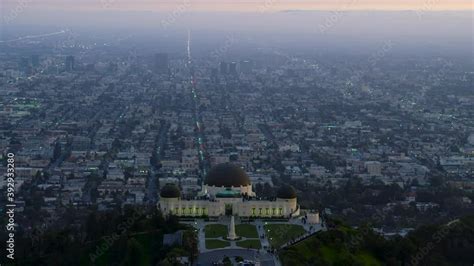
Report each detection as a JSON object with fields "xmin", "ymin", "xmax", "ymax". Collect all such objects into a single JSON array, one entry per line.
[
  {"xmin": 196, "ymin": 249, "xmax": 276, "ymax": 266},
  {"xmin": 147, "ymin": 121, "xmax": 170, "ymax": 204},
  {"xmin": 187, "ymin": 32, "xmax": 210, "ymax": 178}
]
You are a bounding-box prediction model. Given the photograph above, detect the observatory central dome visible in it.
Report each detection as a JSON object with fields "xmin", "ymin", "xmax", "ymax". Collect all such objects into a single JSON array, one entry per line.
[{"xmin": 204, "ymin": 163, "xmax": 251, "ymax": 187}]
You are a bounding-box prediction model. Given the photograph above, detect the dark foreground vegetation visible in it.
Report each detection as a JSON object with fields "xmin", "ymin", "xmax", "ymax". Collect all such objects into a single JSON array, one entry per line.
[
  {"xmin": 280, "ymin": 215, "xmax": 474, "ymax": 266},
  {"xmin": 0, "ymin": 206, "xmax": 197, "ymax": 266}
]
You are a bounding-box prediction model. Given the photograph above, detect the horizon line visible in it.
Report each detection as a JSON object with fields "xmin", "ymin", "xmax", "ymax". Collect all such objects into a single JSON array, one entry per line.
[{"xmin": 14, "ymin": 7, "xmax": 474, "ymax": 13}]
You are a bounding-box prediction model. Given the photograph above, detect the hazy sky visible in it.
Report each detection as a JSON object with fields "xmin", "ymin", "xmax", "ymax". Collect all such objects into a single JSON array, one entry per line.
[
  {"xmin": 2, "ymin": 0, "xmax": 473, "ymax": 12},
  {"xmin": 1, "ymin": 0, "xmax": 471, "ymax": 57}
]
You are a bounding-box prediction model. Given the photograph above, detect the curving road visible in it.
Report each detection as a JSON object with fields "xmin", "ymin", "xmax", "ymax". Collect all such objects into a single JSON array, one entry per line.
[{"xmin": 197, "ymin": 249, "xmax": 276, "ymax": 266}]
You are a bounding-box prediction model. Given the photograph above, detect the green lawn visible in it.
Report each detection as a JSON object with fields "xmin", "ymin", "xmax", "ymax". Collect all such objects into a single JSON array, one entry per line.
[
  {"xmin": 206, "ymin": 239, "xmax": 230, "ymax": 249},
  {"xmin": 236, "ymin": 239, "xmax": 261, "ymax": 249},
  {"xmin": 205, "ymin": 224, "xmax": 228, "ymax": 238},
  {"xmin": 235, "ymin": 224, "xmax": 259, "ymax": 238},
  {"xmin": 264, "ymin": 224, "xmax": 306, "ymax": 248}
]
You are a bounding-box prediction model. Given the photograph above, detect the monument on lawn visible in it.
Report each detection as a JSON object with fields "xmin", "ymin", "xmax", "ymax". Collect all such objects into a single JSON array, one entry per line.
[{"xmin": 227, "ymin": 215, "xmax": 238, "ymax": 240}]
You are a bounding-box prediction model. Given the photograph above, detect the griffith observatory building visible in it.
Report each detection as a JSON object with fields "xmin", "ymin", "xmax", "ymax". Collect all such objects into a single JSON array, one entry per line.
[{"xmin": 157, "ymin": 163, "xmax": 300, "ymax": 218}]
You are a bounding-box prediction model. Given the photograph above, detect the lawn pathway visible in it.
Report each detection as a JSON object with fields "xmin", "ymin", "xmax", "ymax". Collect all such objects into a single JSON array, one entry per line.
[{"xmin": 255, "ymin": 220, "xmax": 271, "ymax": 249}]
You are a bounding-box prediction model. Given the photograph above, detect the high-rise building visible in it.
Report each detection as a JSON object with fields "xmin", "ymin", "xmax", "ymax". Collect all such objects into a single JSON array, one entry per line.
[
  {"xmin": 65, "ymin": 56, "xmax": 75, "ymax": 71},
  {"xmin": 31, "ymin": 55, "xmax": 40, "ymax": 67},
  {"xmin": 219, "ymin": 62, "xmax": 228, "ymax": 75},
  {"xmin": 211, "ymin": 68, "xmax": 218, "ymax": 83},
  {"xmin": 229, "ymin": 62, "xmax": 238, "ymax": 76},
  {"xmin": 240, "ymin": 60, "xmax": 252, "ymax": 74},
  {"xmin": 154, "ymin": 53, "xmax": 169, "ymax": 74}
]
